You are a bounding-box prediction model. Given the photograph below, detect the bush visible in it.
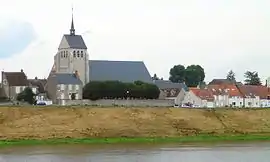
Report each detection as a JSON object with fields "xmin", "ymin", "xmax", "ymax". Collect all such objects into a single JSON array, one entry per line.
[
  {"xmin": 16, "ymin": 87, "xmax": 35, "ymax": 104},
  {"xmin": 83, "ymin": 81, "xmax": 160, "ymax": 100}
]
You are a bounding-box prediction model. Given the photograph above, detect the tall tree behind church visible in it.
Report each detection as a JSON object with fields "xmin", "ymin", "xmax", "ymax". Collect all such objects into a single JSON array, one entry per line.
[
  {"xmin": 169, "ymin": 64, "xmax": 205, "ymax": 87},
  {"xmin": 226, "ymin": 70, "xmax": 236, "ymax": 82},
  {"xmin": 244, "ymin": 71, "xmax": 262, "ymax": 85}
]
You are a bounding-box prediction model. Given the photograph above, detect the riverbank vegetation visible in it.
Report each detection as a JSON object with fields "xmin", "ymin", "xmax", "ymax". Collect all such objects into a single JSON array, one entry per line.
[
  {"xmin": 1, "ymin": 134, "xmax": 270, "ymax": 147},
  {"xmin": 0, "ymin": 107, "xmax": 270, "ymax": 145}
]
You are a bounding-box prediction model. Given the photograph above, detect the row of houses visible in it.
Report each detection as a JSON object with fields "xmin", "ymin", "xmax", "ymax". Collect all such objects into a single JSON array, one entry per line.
[
  {"xmin": 155, "ymin": 79, "xmax": 270, "ymax": 108},
  {"xmin": 1, "ymin": 69, "xmax": 270, "ymax": 108}
]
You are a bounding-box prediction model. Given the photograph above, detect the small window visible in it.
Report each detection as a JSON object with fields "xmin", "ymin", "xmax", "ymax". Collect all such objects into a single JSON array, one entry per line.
[
  {"xmin": 77, "ymin": 51, "xmax": 80, "ymax": 57},
  {"xmin": 60, "ymin": 52, "xmax": 63, "ymax": 58},
  {"xmin": 81, "ymin": 51, "xmax": 83, "ymax": 54},
  {"xmin": 81, "ymin": 53, "xmax": 83, "ymax": 57},
  {"xmin": 73, "ymin": 51, "xmax": 76, "ymax": 57}
]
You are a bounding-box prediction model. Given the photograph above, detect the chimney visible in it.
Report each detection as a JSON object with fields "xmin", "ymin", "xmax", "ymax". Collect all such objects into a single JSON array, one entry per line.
[{"xmin": 20, "ymin": 69, "xmax": 23, "ymax": 72}]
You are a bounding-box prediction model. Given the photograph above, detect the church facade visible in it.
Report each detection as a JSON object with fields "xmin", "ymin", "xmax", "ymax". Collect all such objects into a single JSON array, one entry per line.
[{"xmin": 46, "ymin": 16, "xmax": 153, "ymax": 103}]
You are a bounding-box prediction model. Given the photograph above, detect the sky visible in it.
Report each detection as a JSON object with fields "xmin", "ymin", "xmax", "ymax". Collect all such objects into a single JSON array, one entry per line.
[{"xmin": 1, "ymin": 0, "xmax": 270, "ymax": 83}]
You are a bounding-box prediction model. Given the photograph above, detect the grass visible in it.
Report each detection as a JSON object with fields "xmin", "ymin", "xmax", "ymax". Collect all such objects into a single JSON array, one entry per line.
[{"xmin": 1, "ymin": 134, "xmax": 270, "ymax": 147}]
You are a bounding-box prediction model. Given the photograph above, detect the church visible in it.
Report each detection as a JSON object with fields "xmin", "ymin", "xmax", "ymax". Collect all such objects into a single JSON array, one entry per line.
[{"xmin": 46, "ymin": 16, "xmax": 153, "ymax": 102}]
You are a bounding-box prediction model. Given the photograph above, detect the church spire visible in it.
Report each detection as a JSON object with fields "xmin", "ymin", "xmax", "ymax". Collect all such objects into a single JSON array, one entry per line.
[{"xmin": 70, "ymin": 7, "xmax": 75, "ymax": 36}]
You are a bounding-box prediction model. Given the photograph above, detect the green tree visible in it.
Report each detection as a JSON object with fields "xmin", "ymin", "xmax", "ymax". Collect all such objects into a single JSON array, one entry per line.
[
  {"xmin": 169, "ymin": 65, "xmax": 186, "ymax": 83},
  {"xmin": 16, "ymin": 87, "xmax": 35, "ymax": 104},
  {"xmin": 184, "ymin": 65, "xmax": 205, "ymax": 87},
  {"xmin": 244, "ymin": 71, "xmax": 262, "ymax": 85},
  {"xmin": 226, "ymin": 70, "xmax": 236, "ymax": 82}
]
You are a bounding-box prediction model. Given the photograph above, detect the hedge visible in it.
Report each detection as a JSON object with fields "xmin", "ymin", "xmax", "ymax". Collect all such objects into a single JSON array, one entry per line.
[{"xmin": 83, "ymin": 81, "xmax": 160, "ymax": 100}]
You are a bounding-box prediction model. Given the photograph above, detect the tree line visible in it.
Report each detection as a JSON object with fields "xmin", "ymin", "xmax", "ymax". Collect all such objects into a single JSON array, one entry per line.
[
  {"xmin": 226, "ymin": 70, "xmax": 262, "ymax": 85},
  {"xmin": 83, "ymin": 81, "xmax": 160, "ymax": 100},
  {"xmin": 153, "ymin": 64, "xmax": 263, "ymax": 86}
]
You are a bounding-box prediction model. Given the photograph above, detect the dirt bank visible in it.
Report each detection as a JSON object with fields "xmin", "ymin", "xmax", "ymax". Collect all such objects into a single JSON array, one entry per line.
[{"xmin": 0, "ymin": 107, "xmax": 269, "ymax": 139}]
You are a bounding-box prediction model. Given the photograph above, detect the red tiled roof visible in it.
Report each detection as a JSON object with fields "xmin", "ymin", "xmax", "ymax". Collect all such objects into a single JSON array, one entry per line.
[
  {"xmin": 207, "ymin": 84, "xmax": 242, "ymax": 97},
  {"xmin": 189, "ymin": 88, "xmax": 215, "ymax": 101},
  {"xmin": 237, "ymin": 85, "xmax": 270, "ymax": 99}
]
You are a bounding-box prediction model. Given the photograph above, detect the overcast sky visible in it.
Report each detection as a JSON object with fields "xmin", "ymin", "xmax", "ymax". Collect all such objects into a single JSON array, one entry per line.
[{"xmin": 1, "ymin": 0, "xmax": 270, "ymax": 83}]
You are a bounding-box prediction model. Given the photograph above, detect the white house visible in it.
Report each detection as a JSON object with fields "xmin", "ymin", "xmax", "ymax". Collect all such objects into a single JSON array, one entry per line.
[{"xmin": 182, "ymin": 88, "xmax": 215, "ymax": 108}]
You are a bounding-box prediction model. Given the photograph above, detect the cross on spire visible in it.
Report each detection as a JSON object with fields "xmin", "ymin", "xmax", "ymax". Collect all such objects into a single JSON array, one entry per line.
[{"xmin": 70, "ymin": 6, "xmax": 75, "ymax": 36}]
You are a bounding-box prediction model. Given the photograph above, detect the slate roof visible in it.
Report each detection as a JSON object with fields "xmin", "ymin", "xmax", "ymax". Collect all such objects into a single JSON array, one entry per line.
[
  {"xmin": 153, "ymin": 80, "xmax": 188, "ymax": 91},
  {"xmin": 89, "ymin": 60, "xmax": 153, "ymax": 83},
  {"xmin": 58, "ymin": 34, "xmax": 87, "ymax": 49},
  {"xmin": 55, "ymin": 73, "xmax": 82, "ymax": 85},
  {"xmin": 3, "ymin": 72, "xmax": 29, "ymax": 86}
]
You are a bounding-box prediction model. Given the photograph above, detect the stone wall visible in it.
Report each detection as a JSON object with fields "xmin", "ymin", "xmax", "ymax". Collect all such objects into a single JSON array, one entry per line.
[{"xmin": 64, "ymin": 99, "xmax": 174, "ymax": 107}]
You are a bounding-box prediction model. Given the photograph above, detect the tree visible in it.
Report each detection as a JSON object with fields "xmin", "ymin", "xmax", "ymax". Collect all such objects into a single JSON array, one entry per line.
[
  {"xmin": 184, "ymin": 65, "xmax": 205, "ymax": 87},
  {"xmin": 16, "ymin": 87, "xmax": 35, "ymax": 104},
  {"xmin": 244, "ymin": 71, "xmax": 262, "ymax": 85},
  {"xmin": 169, "ymin": 65, "xmax": 186, "ymax": 83},
  {"xmin": 152, "ymin": 74, "xmax": 159, "ymax": 80},
  {"xmin": 169, "ymin": 64, "xmax": 205, "ymax": 87},
  {"xmin": 226, "ymin": 70, "xmax": 236, "ymax": 82}
]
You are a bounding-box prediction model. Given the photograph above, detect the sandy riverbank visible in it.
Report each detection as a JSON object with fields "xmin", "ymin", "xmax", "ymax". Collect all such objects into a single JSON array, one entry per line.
[{"xmin": 0, "ymin": 106, "xmax": 269, "ymax": 140}]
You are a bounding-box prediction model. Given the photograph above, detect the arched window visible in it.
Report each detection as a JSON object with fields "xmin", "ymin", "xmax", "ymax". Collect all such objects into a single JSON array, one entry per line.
[
  {"xmin": 77, "ymin": 51, "xmax": 80, "ymax": 57},
  {"xmin": 60, "ymin": 51, "xmax": 63, "ymax": 58},
  {"xmin": 65, "ymin": 51, "xmax": 68, "ymax": 57},
  {"xmin": 73, "ymin": 51, "xmax": 76, "ymax": 57}
]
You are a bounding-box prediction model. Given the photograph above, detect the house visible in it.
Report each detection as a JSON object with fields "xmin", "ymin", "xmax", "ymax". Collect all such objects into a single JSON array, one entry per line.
[
  {"xmin": 182, "ymin": 88, "xmax": 215, "ymax": 108},
  {"xmin": 28, "ymin": 77, "xmax": 47, "ymax": 93},
  {"xmin": 46, "ymin": 72, "xmax": 83, "ymax": 104},
  {"xmin": 237, "ymin": 85, "xmax": 270, "ymax": 107},
  {"xmin": 1, "ymin": 70, "xmax": 35, "ymax": 100},
  {"xmin": 28, "ymin": 77, "xmax": 49, "ymax": 101},
  {"xmin": 207, "ymin": 81, "xmax": 243, "ymax": 107},
  {"xmin": 207, "ymin": 85, "xmax": 229, "ymax": 107},
  {"xmin": 153, "ymin": 80, "xmax": 188, "ymax": 106},
  {"xmin": 236, "ymin": 85, "xmax": 261, "ymax": 107}
]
